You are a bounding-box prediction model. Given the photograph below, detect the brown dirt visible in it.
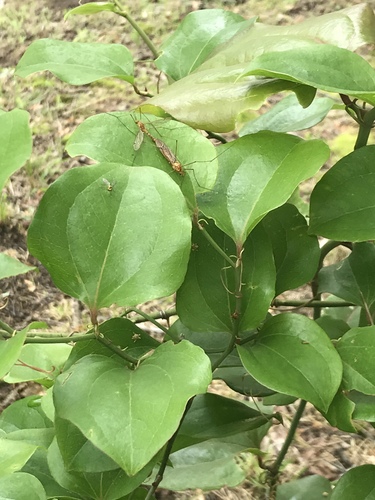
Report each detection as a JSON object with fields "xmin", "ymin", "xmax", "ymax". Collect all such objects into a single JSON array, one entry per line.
[{"xmin": 1, "ymin": 0, "xmax": 375, "ymax": 498}]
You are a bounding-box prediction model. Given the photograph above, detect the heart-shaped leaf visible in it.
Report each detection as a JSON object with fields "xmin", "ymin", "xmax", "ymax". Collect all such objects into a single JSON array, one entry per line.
[
  {"xmin": 53, "ymin": 341, "xmax": 211, "ymax": 476},
  {"xmin": 28, "ymin": 164, "xmax": 191, "ymax": 313}
]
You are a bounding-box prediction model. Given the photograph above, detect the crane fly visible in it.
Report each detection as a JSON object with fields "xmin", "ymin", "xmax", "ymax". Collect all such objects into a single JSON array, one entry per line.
[{"xmin": 135, "ymin": 120, "xmax": 185, "ymax": 176}]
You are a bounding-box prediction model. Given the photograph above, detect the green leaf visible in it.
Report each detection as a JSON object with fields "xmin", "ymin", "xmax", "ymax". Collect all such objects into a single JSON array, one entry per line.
[
  {"xmin": 65, "ymin": 318, "xmax": 160, "ymax": 370},
  {"xmin": 146, "ymin": 4, "xmax": 375, "ymax": 131},
  {"xmin": 64, "ymin": 2, "xmax": 115, "ymax": 19},
  {"xmin": 0, "ymin": 438, "xmax": 38, "ymax": 476},
  {"xmin": 243, "ymin": 45, "xmax": 375, "ymax": 105},
  {"xmin": 330, "ymin": 465, "xmax": 375, "ymax": 500},
  {"xmin": 0, "ymin": 330, "xmax": 27, "ymax": 380},
  {"xmin": 350, "ymin": 391, "xmax": 375, "ymax": 422},
  {"xmin": 55, "ymin": 417, "xmax": 118, "ymax": 473},
  {"xmin": 47, "ymin": 439, "xmax": 153, "ymax": 500},
  {"xmin": 318, "ymin": 243, "xmax": 375, "ymax": 320},
  {"xmin": 237, "ymin": 314, "xmax": 343, "ymax": 411},
  {"xmin": 156, "ymin": 9, "xmax": 249, "ymax": 80},
  {"xmin": 0, "ymin": 253, "xmax": 35, "ymax": 279},
  {"xmin": 0, "ymin": 396, "xmax": 52, "ymax": 433},
  {"xmin": 323, "ymin": 390, "xmax": 356, "ymax": 433},
  {"xmin": 158, "ymin": 440, "xmax": 247, "ymax": 491},
  {"xmin": 240, "ymin": 95, "xmax": 335, "ymax": 135},
  {"xmin": 178, "ymin": 393, "xmax": 271, "ymax": 441},
  {"xmin": 199, "ymin": 133, "xmax": 328, "ymax": 244},
  {"xmin": 16, "ymin": 39, "xmax": 134, "ymax": 85},
  {"xmin": 336, "ymin": 326, "xmax": 375, "ymax": 394},
  {"xmin": 53, "ymin": 341, "xmax": 211, "ymax": 476},
  {"xmin": 262, "ymin": 203, "xmax": 320, "ymax": 295},
  {"xmin": 0, "ymin": 472, "xmax": 47, "ymax": 500},
  {"xmin": 66, "ymin": 112, "xmax": 218, "ymax": 198},
  {"xmin": 27, "ymin": 163, "xmax": 191, "ymax": 312},
  {"xmin": 316, "ymin": 316, "xmax": 350, "ymax": 340},
  {"xmin": 309, "ymin": 146, "xmax": 375, "ymax": 240},
  {"xmin": 176, "ymin": 221, "xmax": 275, "ymax": 333},
  {"xmin": 276, "ymin": 475, "xmax": 332, "ymax": 500},
  {"xmin": 0, "ymin": 109, "xmax": 32, "ymax": 192},
  {"xmin": 4, "ymin": 343, "xmax": 72, "ymax": 383}
]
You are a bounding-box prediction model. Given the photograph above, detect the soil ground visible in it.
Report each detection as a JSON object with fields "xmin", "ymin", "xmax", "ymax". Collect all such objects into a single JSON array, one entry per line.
[{"xmin": 1, "ymin": 0, "xmax": 375, "ymax": 498}]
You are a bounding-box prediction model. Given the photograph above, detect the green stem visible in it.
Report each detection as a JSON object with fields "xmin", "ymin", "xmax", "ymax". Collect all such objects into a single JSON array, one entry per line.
[
  {"xmin": 113, "ymin": 1, "xmax": 159, "ymax": 59},
  {"xmin": 132, "ymin": 308, "xmax": 176, "ymax": 324},
  {"xmin": 267, "ymin": 400, "xmax": 307, "ymax": 495},
  {"xmin": 211, "ymin": 245, "xmax": 243, "ymax": 371},
  {"xmin": 124, "ymin": 307, "xmax": 180, "ymax": 342},
  {"xmin": 145, "ymin": 399, "xmax": 194, "ymax": 499},
  {"xmin": 273, "ymin": 299, "xmax": 355, "ymax": 308},
  {"xmin": 205, "ymin": 130, "xmax": 228, "ymax": 144},
  {"xmin": 355, "ymin": 106, "xmax": 375, "ymax": 149},
  {"xmin": 0, "ymin": 319, "xmax": 14, "ymax": 335},
  {"xmin": 95, "ymin": 327, "xmax": 138, "ymax": 364},
  {"xmin": 197, "ymin": 220, "xmax": 236, "ymax": 269},
  {"xmin": 319, "ymin": 240, "xmax": 351, "ymax": 266},
  {"xmin": 24, "ymin": 333, "xmax": 96, "ymax": 344}
]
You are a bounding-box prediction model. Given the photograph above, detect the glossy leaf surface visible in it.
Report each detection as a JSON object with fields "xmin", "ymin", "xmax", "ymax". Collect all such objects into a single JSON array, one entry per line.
[
  {"xmin": 16, "ymin": 39, "xmax": 134, "ymax": 84},
  {"xmin": 53, "ymin": 341, "xmax": 211, "ymax": 476},
  {"xmin": 244, "ymin": 44, "xmax": 375, "ymax": 105},
  {"xmin": 156, "ymin": 9, "xmax": 248, "ymax": 80},
  {"xmin": 147, "ymin": 5, "xmax": 375, "ymax": 130},
  {"xmin": 28, "ymin": 164, "xmax": 191, "ymax": 312},
  {"xmin": 240, "ymin": 94, "xmax": 335, "ymax": 135},
  {"xmin": 238, "ymin": 314, "xmax": 342, "ymax": 411},
  {"xmin": 323, "ymin": 390, "xmax": 356, "ymax": 433},
  {"xmin": 262, "ymin": 203, "xmax": 320, "ymax": 295},
  {"xmin": 198, "ymin": 133, "xmax": 328, "ymax": 244},
  {"xmin": 310, "ymin": 147, "xmax": 375, "ymax": 240}
]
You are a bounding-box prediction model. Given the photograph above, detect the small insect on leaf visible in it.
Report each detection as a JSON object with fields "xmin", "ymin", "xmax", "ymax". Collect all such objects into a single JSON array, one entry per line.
[
  {"xmin": 102, "ymin": 178, "xmax": 113, "ymax": 191},
  {"xmin": 133, "ymin": 128, "xmax": 144, "ymax": 151}
]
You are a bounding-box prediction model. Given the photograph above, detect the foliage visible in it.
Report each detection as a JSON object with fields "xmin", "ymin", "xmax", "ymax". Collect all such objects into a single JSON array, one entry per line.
[{"xmin": 1, "ymin": 2, "xmax": 375, "ymax": 498}]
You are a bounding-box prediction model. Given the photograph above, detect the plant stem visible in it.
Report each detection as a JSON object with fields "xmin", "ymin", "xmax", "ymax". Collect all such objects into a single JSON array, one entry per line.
[
  {"xmin": 355, "ymin": 106, "xmax": 375, "ymax": 149},
  {"xmin": 145, "ymin": 399, "xmax": 194, "ymax": 499},
  {"xmin": 205, "ymin": 130, "xmax": 228, "ymax": 144},
  {"xmin": 267, "ymin": 399, "xmax": 307, "ymax": 496},
  {"xmin": 132, "ymin": 308, "xmax": 176, "ymax": 323},
  {"xmin": 0, "ymin": 319, "xmax": 14, "ymax": 335},
  {"xmin": 113, "ymin": 1, "xmax": 159, "ymax": 59},
  {"xmin": 272, "ymin": 299, "xmax": 355, "ymax": 308},
  {"xmin": 212, "ymin": 245, "xmax": 243, "ymax": 371},
  {"xmin": 123, "ymin": 307, "xmax": 180, "ymax": 342},
  {"xmin": 196, "ymin": 220, "xmax": 236, "ymax": 269},
  {"xmin": 24, "ymin": 333, "xmax": 96, "ymax": 344},
  {"xmin": 95, "ymin": 325, "xmax": 139, "ymax": 364}
]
